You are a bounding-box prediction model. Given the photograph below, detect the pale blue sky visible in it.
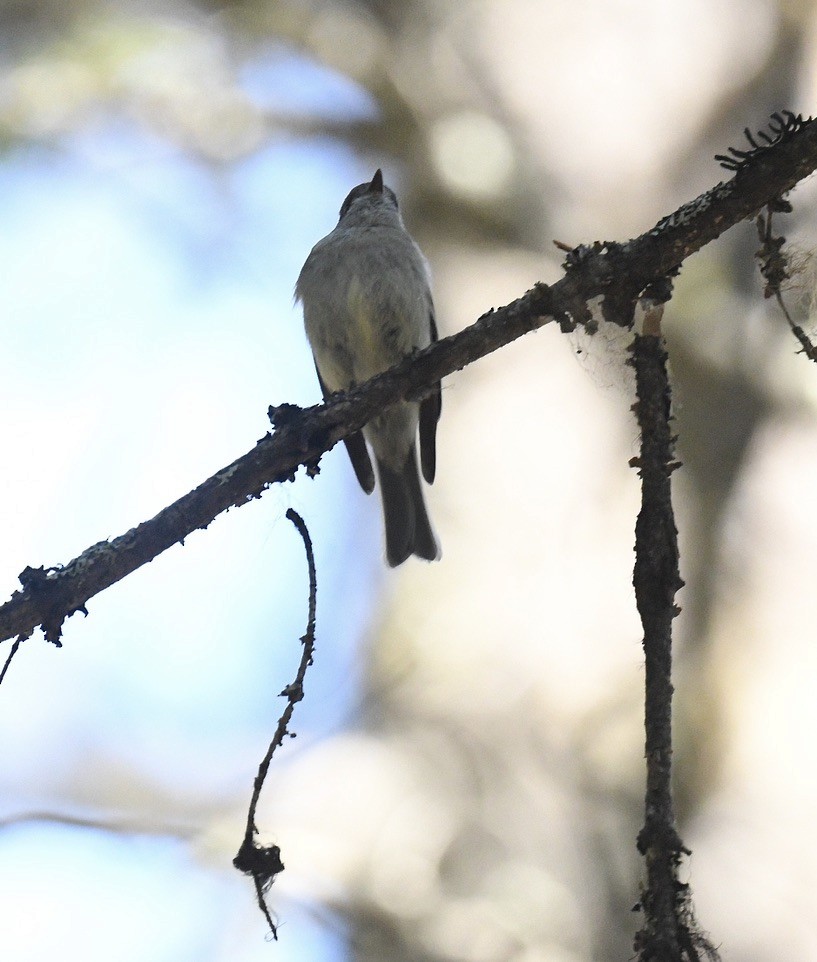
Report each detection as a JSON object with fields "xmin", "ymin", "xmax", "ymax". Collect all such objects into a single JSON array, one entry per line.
[{"xmin": 0, "ymin": 47, "xmax": 383, "ymax": 961}]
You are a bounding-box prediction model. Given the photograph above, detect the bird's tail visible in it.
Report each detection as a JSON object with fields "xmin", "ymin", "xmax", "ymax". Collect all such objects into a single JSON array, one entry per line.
[{"xmin": 377, "ymin": 445, "xmax": 440, "ymax": 567}]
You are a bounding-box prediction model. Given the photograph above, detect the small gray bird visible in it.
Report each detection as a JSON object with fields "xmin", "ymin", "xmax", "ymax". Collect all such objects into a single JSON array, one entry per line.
[{"xmin": 295, "ymin": 169, "xmax": 441, "ymax": 566}]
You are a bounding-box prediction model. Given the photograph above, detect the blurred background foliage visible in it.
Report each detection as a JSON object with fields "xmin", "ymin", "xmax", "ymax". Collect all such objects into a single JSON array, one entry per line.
[{"xmin": 2, "ymin": 1, "xmax": 817, "ymax": 961}]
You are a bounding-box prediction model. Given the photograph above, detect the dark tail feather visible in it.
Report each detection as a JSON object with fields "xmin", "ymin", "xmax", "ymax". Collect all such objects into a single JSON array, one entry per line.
[
  {"xmin": 404, "ymin": 448, "xmax": 439, "ymax": 562},
  {"xmin": 377, "ymin": 445, "xmax": 440, "ymax": 567}
]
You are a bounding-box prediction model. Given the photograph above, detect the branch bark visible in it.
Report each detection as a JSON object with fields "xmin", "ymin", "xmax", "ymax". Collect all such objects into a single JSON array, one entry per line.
[
  {"xmin": 2, "ymin": 116, "xmax": 817, "ymax": 645},
  {"xmin": 630, "ymin": 319, "xmax": 713, "ymax": 961}
]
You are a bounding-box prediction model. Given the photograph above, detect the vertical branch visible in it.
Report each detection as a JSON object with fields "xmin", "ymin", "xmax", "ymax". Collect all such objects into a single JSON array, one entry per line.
[
  {"xmin": 233, "ymin": 508, "xmax": 318, "ymax": 939},
  {"xmin": 629, "ymin": 309, "xmax": 718, "ymax": 962}
]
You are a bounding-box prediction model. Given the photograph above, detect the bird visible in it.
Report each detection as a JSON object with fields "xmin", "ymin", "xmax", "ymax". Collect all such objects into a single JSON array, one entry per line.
[{"xmin": 295, "ymin": 169, "xmax": 441, "ymax": 567}]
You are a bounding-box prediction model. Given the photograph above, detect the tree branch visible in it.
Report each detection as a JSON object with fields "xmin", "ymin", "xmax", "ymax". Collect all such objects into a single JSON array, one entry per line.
[
  {"xmin": 2, "ymin": 115, "xmax": 817, "ymax": 646},
  {"xmin": 629, "ymin": 310, "xmax": 717, "ymax": 961},
  {"xmin": 564, "ymin": 250, "xmax": 720, "ymax": 956}
]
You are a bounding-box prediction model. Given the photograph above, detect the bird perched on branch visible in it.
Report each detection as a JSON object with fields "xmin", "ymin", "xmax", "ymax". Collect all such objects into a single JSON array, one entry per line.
[{"xmin": 296, "ymin": 169, "xmax": 441, "ymax": 566}]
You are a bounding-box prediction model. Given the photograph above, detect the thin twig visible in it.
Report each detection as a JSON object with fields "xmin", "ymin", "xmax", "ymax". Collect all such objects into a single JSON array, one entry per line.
[
  {"xmin": 0, "ymin": 636, "xmax": 23, "ymax": 687},
  {"xmin": 0, "ymin": 809, "xmax": 201, "ymax": 839},
  {"xmin": 776, "ymin": 291, "xmax": 817, "ymax": 363},
  {"xmin": 755, "ymin": 203, "xmax": 817, "ymax": 363},
  {"xmin": 232, "ymin": 508, "xmax": 317, "ymax": 939}
]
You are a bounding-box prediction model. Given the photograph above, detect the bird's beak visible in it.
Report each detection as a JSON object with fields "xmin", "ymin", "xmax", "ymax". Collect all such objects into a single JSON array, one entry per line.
[{"xmin": 369, "ymin": 169, "xmax": 384, "ymax": 194}]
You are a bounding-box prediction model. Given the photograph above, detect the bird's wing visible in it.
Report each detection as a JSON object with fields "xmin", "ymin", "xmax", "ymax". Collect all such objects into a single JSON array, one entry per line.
[
  {"xmin": 419, "ymin": 308, "xmax": 442, "ymax": 485},
  {"xmin": 314, "ymin": 362, "xmax": 375, "ymax": 494}
]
